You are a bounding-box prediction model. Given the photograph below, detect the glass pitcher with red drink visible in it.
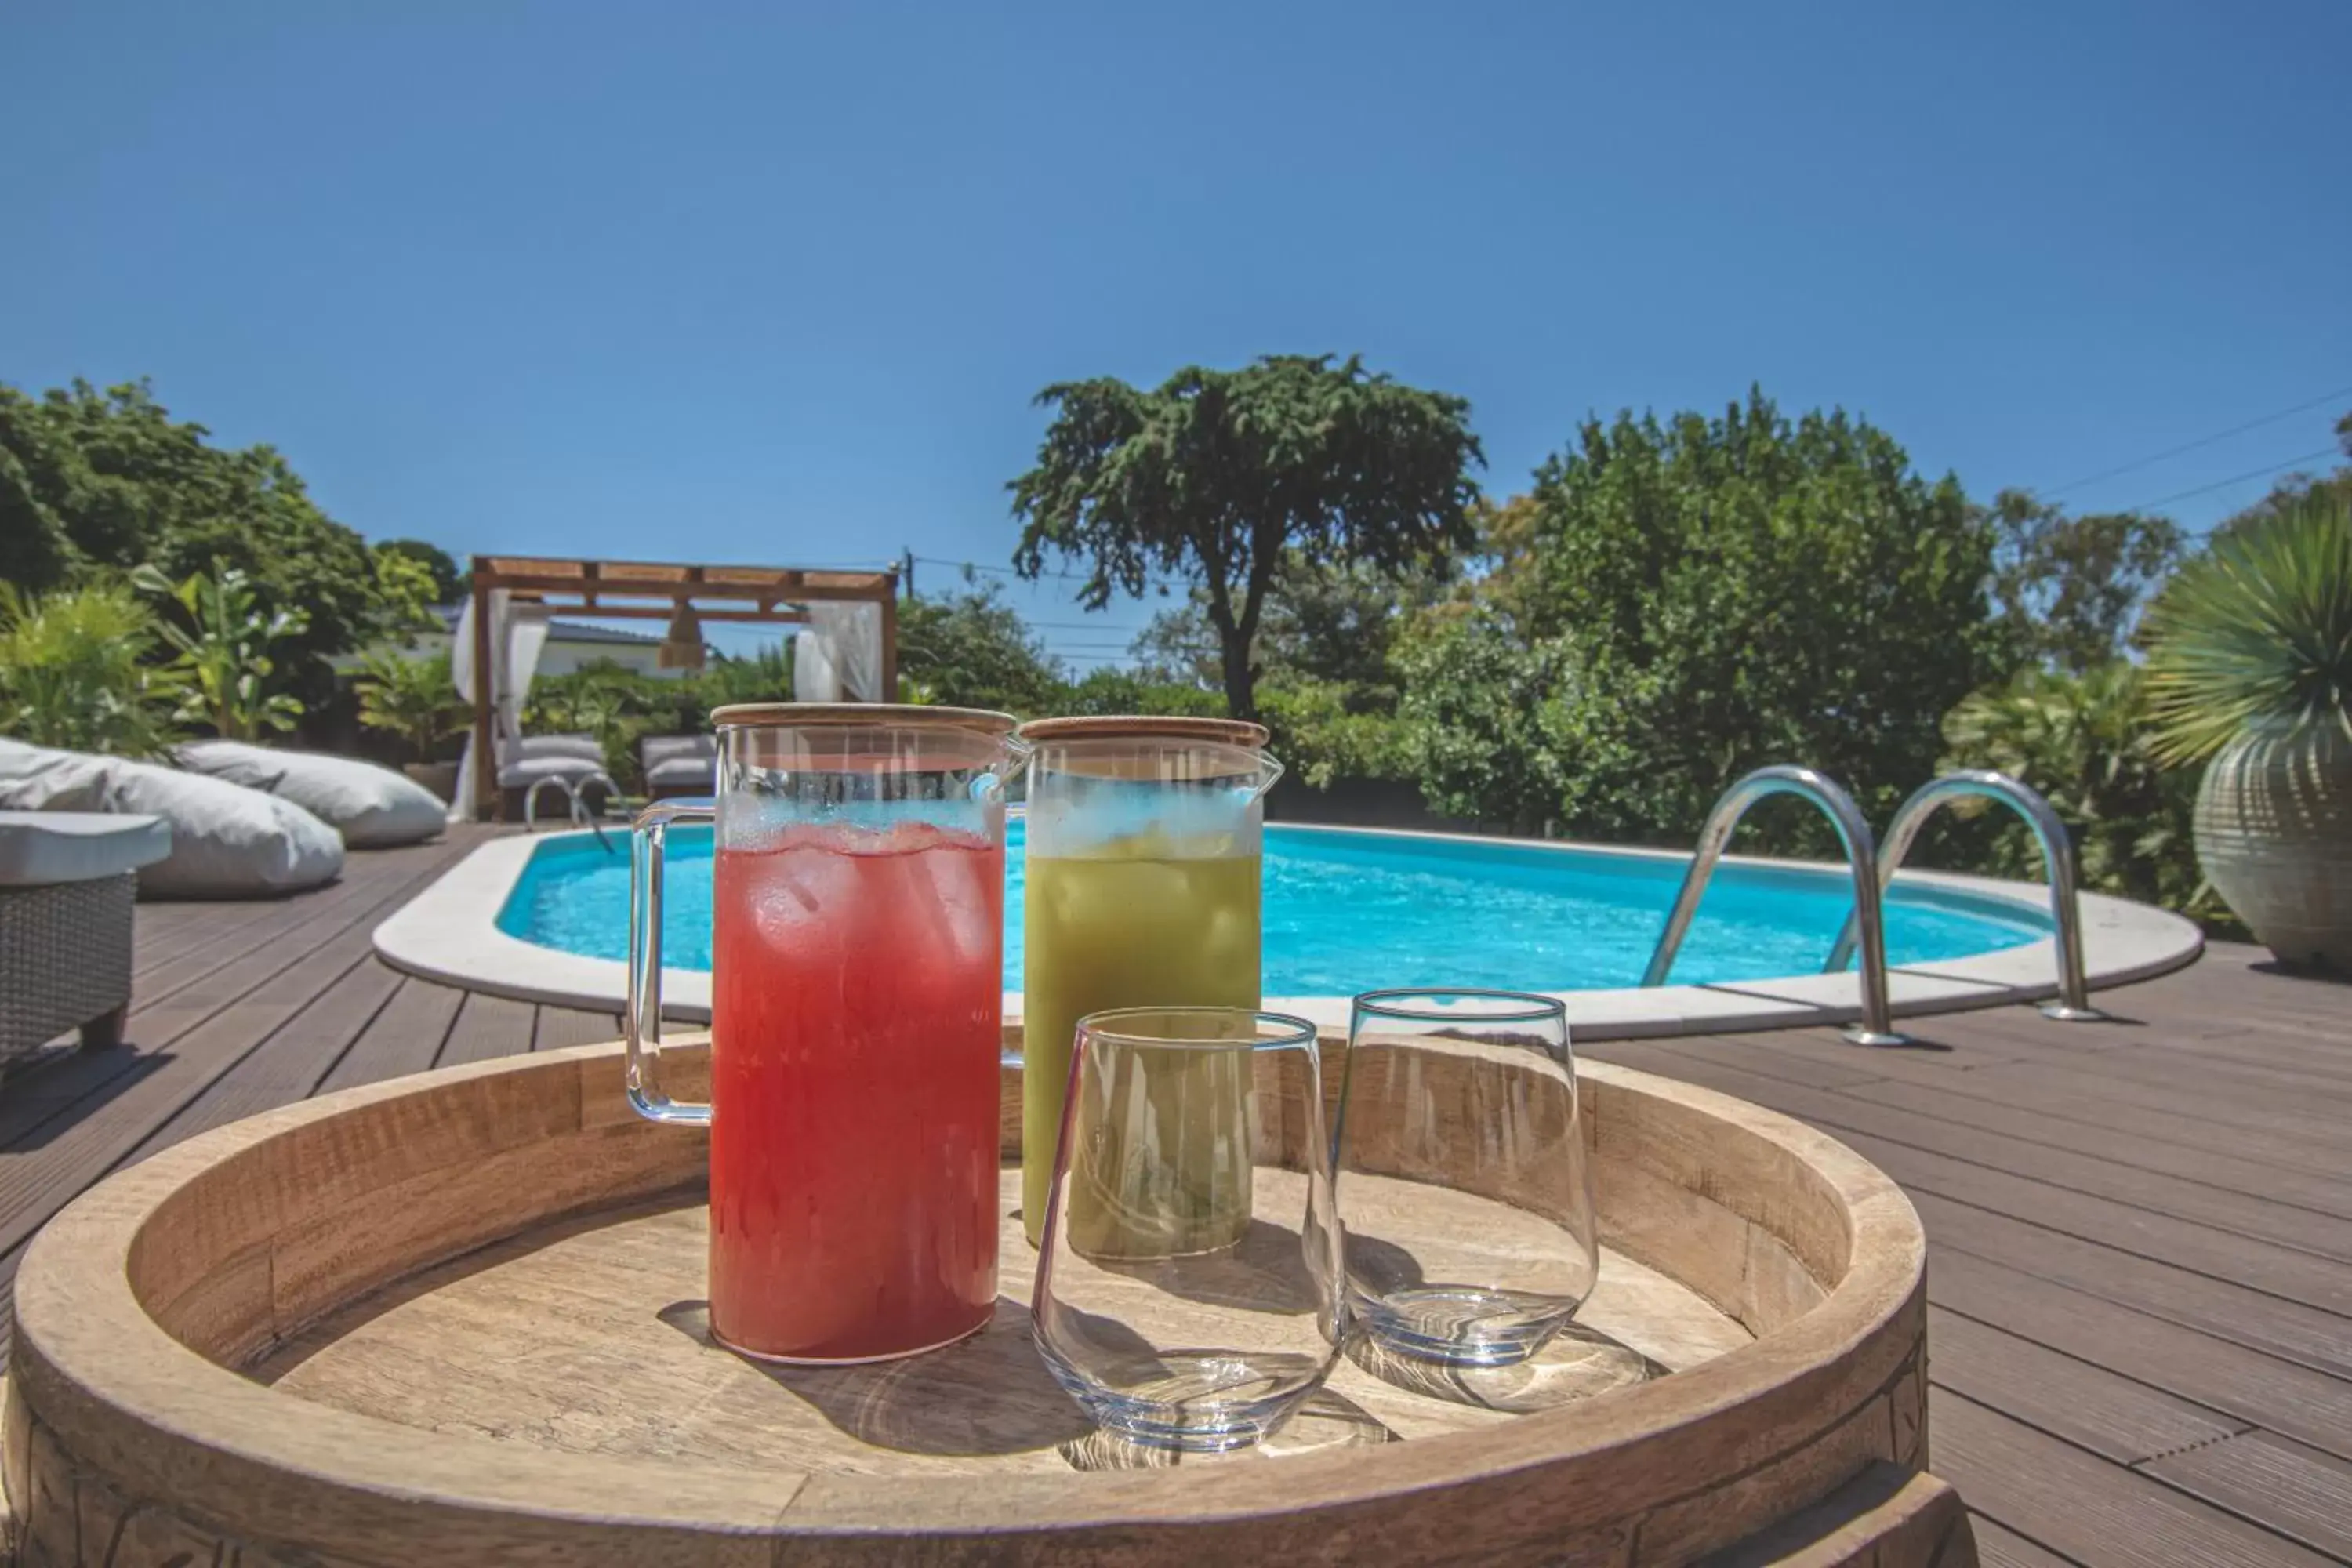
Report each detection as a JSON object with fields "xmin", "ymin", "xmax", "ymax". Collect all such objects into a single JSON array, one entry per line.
[{"xmin": 625, "ymin": 703, "xmax": 1027, "ymax": 1363}]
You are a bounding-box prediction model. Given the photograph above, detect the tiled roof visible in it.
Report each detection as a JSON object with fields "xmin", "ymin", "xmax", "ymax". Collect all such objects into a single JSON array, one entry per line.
[{"xmin": 433, "ymin": 607, "xmax": 664, "ymax": 645}]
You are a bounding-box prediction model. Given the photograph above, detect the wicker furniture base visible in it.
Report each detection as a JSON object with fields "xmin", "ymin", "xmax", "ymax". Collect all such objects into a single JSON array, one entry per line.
[{"xmin": 0, "ymin": 873, "xmax": 135, "ymax": 1065}]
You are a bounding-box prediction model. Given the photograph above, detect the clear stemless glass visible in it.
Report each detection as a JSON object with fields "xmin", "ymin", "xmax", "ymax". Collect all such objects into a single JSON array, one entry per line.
[
  {"xmin": 1334, "ymin": 989, "xmax": 1599, "ymax": 1367},
  {"xmin": 1030, "ymin": 1007, "xmax": 1344, "ymax": 1453}
]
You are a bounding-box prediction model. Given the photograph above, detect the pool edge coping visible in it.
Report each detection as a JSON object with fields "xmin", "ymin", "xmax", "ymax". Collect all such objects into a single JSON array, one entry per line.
[{"xmin": 372, "ymin": 825, "xmax": 2204, "ymax": 1041}]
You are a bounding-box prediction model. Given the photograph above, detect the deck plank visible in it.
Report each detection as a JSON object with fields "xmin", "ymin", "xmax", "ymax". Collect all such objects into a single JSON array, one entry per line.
[
  {"xmin": 1911, "ymin": 1191, "xmax": 2352, "ymax": 1383},
  {"xmin": 315, "ymin": 974, "xmax": 465, "ymax": 1092},
  {"xmin": 1970, "ymin": 1517, "xmax": 2081, "ymax": 1568},
  {"xmin": 120, "ymin": 956, "xmax": 407, "ymax": 1165},
  {"xmin": 2141, "ymin": 1431, "xmax": 2352, "ymax": 1562},
  {"xmin": 1929, "ymin": 1249, "xmax": 2352, "ymax": 1463},
  {"xmin": 1925, "ymin": 1307, "xmax": 2251, "ymax": 1465},
  {"xmin": 1834, "ymin": 1075, "xmax": 2352, "ymax": 1221},
  {"xmin": 532, "ymin": 1006, "xmax": 623, "ymax": 1052},
  {"xmin": 435, "ymin": 991, "xmax": 537, "ymax": 1068},
  {"xmin": 1631, "ymin": 1043, "xmax": 2352, "ymax": 1261},
  {"xmin": 1930, "ymin": 1392, "xmax": 2339, "ymax": 1568}
]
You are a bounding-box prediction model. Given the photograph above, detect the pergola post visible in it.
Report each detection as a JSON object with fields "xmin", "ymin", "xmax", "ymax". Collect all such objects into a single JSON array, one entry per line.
[{"xmin": 468, "ymin": 561, "xmax": 496, "ymax": 822}]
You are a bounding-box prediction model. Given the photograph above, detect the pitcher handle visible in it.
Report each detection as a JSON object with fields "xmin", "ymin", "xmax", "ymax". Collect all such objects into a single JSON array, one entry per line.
[
  {"xmin": 626, "ymin": 800, "xmax": 714, "ymax": 1126},
  {"xmin": 1254, "ymin": 752, "xmax": 1287, "ymax": 800}
]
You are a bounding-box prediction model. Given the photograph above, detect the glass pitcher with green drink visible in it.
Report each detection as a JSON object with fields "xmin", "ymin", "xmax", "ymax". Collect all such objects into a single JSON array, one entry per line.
[{"xmin": 1016, "ymin": 716, "xmax": 1283, "ymax": 1254}]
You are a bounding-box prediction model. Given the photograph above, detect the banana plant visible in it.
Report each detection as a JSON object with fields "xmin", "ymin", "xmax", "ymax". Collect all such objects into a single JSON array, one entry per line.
[{"xmin": 135, "ymin": 563, "xmax": 310, "ymax": 740}]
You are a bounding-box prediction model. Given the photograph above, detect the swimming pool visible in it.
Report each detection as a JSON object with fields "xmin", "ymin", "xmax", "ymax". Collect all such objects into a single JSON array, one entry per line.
[{"xmin": 495, "ymin": 820, "xmax": 2049, "ymax": 995}]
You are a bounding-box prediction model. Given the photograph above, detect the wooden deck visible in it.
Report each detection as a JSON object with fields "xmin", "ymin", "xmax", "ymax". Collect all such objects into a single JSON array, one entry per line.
[{"xmin": 2, "ymin": 826, "xmax": 2347, "ymax": 1564}]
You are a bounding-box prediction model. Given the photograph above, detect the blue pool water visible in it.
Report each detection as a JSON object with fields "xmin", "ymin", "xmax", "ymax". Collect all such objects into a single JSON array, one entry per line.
[{"xmin": 499, "ymin": 822, "xmax": 2048, "ymax": 994}]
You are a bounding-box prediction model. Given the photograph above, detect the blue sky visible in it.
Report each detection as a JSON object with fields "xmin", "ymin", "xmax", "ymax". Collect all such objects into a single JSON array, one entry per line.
[{"xmin": 5, "ymin": 1, "xmax": 2347, "ymax": 664}]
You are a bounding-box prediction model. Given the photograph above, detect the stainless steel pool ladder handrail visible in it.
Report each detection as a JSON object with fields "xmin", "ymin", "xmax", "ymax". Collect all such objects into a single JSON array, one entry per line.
[
  {"xmin": 1639, "ymin": 764, "xmax": 1906, "ymax": 1046},
  {"xmin": 523, "ymin": 771, "xmax": 619, "ymax": 852},
  {"xmin": 521, "ymin": 776, "xmax": 572, "ymax": 833},
  {"xmin": 1824, "ymin": 769, "xmax": 2103, "ymax": 1022}
]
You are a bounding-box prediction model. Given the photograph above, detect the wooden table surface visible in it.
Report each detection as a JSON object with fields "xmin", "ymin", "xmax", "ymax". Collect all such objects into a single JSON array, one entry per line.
[{"xmin": 1, "ymin": 825, "xmax": 2346, "ymax": 1565}]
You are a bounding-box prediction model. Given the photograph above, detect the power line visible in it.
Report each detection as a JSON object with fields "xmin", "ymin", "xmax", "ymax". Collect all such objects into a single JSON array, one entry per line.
[
  {"xmin": 911, "ymin": 554, "xmax": 1194, "ymax": 592},
  {"xmin": 2116, "ymin": 446, "xmax": 2341, "ymax": 517},
  {"xmin": 2042, "ymin": 383, "xmax": 2352, "ymax": 497}
]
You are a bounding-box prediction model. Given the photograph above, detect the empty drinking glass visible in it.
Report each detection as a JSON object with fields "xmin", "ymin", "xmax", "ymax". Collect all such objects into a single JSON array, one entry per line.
[
  {"xmin": 1030, "ymin": 1007, "xmax": 1343, "ymax": 1452},
  {"xmin": 1334, "ymin": 989, "xmax": 1598, "ymax": 1367}
]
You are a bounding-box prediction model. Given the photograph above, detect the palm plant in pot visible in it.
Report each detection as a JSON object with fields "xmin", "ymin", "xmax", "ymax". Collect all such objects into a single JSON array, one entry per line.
[
  {"xmin": 2143, "ymin": 486, "xmax": 2352, "ymax": 969},
  {"xmin": 356, "ymin": 649, "xmax": 465, "ymax": 801}
]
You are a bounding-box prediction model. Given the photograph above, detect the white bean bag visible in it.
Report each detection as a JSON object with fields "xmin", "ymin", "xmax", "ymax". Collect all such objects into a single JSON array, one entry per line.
[
  {"xmin": 0, "ymin": 740, "xmax": 343, "ymax": 898},
  {"xmin": 177, "ymin": 741, "xmax": 445, "ymax": 849}
]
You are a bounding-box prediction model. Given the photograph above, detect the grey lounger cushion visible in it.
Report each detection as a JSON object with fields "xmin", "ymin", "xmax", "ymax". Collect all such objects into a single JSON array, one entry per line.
[
  {"xmin": 640, "ymin": 734, "xmax": 717, "ymax": 792},
  {"xmin": 497, "ymin": 734, "xmax": 609, "ymax": 790},
  {"xmin": 177, "ymin": 741, "xmax": 445, "ymax": 849},
  {"xmin": 0, "ymin": 811, "xmax": 172, "ymax": 886}
]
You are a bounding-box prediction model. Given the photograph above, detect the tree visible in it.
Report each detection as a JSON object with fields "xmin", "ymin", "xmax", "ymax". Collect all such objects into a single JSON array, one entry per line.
[
  {"xmin": 1010, "ymin": 354, "xmax": 1483, "ymax": 720},
  {"xmin": 376, "ymin": 539, "xmax": 466, "ymax": 606},
  {"xmin": 896, "ymin": 583, "xmax": 1067, "ymax": 715},
  {"xmin": 2211, "ymin": 408, "xmax": 2352, "ymax": 535},
  {"xmin": 1400, "ymin": 390, "xmax": 2002, "ymax": 849},
  {"xmin": 1128, "ymin": 549, "xmax": 1438, "ymax": 695},
  {"xmin": 0, "ymin": 380, "xmax": 412, "ymax": 695},
  {"xmin": 1980, "ymin": 489, "xmax": 2184, "ymax": 671}
]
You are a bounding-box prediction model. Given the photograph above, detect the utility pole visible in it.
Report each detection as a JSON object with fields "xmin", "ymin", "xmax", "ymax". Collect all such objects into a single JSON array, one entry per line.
[{"xmin": 899, "ymin": 546, "xmax": 915, "ymax": 599}]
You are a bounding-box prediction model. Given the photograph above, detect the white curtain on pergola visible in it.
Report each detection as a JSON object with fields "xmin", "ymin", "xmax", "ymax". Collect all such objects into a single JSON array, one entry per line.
[
  {"xmin": 793, "ymin": 601, "xmax": 883, "ymax": 702},
  {"xmin": 450, "ymin": 592, "xmax": 551, "ymax": 822}
]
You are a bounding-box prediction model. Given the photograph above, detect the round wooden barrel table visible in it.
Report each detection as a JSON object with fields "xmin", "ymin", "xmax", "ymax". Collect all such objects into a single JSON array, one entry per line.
[{"xmin": 5, "ymin": 1035, "xmax": 1971, "ymax": 1566}]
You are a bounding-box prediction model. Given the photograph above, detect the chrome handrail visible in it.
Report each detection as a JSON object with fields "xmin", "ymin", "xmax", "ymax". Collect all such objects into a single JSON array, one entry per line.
[
  {"xmin": 521, "ymin": 775, "xmax": 573, "ymax": 833},
  {"xmin": 572, "ymin": 771, "xmax": 619, "ymax": 852},
  {"xmin": 1825, "ymin": 770, "xmax": 2102, "ymax": 1022},
  {"xmin": 1640, "ymin": 765, "xmax": 1905, "ymax": 1046},
  {"xmin": 522, "ymin": 771, "xmax": 619, "ymax": 852}
]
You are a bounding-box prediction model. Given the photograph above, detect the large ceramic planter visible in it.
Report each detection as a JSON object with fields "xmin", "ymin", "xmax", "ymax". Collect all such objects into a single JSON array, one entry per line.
[
  {"xmin": 402, "ymin": 760, "xmax": 459, "ymax": 804},
  {"xmin": 2194, "ymin": 720, "xmax": 2352, "ymax": 971}
]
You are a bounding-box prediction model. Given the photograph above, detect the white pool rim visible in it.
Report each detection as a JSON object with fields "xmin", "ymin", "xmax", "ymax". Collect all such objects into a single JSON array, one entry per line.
[{"xmin": 372, "ymin": 822, "xmax": 2202, "ymax": 1041}]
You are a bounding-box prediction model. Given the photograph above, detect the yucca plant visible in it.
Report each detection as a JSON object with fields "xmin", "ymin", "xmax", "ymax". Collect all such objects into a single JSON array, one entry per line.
[{"xmin": 2140, "ymin": 486, "xmax": 2352, "ymax": 968}]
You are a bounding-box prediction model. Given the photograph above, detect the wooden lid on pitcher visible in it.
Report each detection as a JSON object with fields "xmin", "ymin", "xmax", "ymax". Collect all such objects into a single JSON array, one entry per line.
[
  {"xmin": 710, "ymin": 702, "xmax": 1018, "ymax": 734},
  {"xmin": 1016, "ymin": 714, "xmax": 1269, "ymax": 748}
]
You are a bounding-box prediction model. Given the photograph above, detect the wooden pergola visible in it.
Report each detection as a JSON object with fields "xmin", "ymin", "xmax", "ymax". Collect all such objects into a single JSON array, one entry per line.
[{"xmin": 465, "ymin": 554, "xmax": 900, "ymax": 818}]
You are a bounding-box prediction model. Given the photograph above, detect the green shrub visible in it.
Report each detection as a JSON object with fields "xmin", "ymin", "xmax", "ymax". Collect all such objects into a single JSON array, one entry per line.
[
  {"xmin": 0, "ymin": 580, "xmax": 183, "ymax": 757},
  {"xmin": 1938, "ymin": 662, "xmax": 2230, "ymax": 927},
  {"xmin": 1052, "ymin": 667, "xmax": 1225, "ymax": 720},
  {"xmin": 1257, "ymin": 677, "xmax": 1411, "ymax": 790},
  {"xmin": 355, "ymin": 649, "xmax": 464, "ymax": 762}
]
